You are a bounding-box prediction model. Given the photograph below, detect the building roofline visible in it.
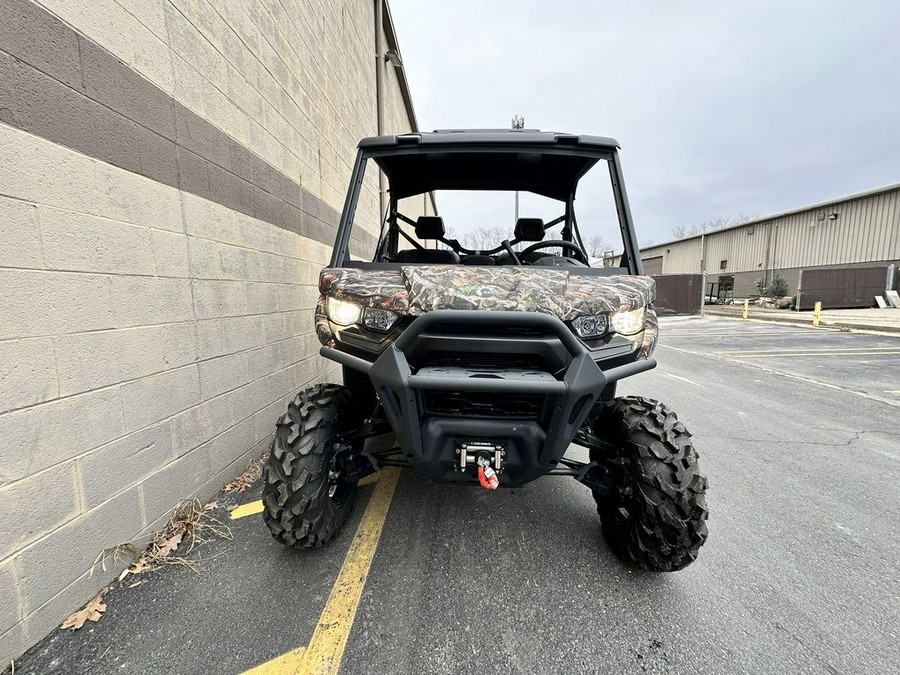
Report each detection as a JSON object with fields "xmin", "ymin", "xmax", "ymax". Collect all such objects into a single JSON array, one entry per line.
[{"xmin": 642, "ymin": 181, "xmax": 900, "ymax": 252}]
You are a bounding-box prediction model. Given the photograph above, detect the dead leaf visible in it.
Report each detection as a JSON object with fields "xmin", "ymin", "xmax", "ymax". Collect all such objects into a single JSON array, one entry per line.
[
  {"xmin": 226, "ymin": 504, "xmax": 239, "ymax": 512},
  {"xmin": 60, "ymin": 589, "xmax": 108, "ymax": 630},
  {"xmin": 128, "ymin": 558, "xmax": 153, "ymax": 574},
  {"xmin": 127, "ymin": 581, "xmax": 142, "ymax": 589},
  {"xmin": 155, "ymin": 529, "xmax": 184, "ymax": 558},
  {"xmin": 203, "ymin": 500, "xmax": 218, "ymax": 512}
]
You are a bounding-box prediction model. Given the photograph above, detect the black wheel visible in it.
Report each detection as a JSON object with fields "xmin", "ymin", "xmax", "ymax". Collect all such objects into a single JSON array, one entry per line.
[
  {"xmin": 262, "ymin": 383, "xmax": 360, "ymax": 548},
  {"xmin": 590, "ymin": 396, "xmax": 708, "ymax": 571}
]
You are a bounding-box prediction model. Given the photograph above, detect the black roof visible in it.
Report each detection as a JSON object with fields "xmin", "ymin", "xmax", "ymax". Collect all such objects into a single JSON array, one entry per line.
[
  {"xmin": 358, "ymin": 129, "xmax": 620, "ymax": 200},
  {"xmin": 358, "ymin": 128, "xmax": 620, "ymax": 149}
]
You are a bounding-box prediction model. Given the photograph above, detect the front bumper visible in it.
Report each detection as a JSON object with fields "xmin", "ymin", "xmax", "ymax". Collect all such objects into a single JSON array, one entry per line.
[{"xmin": 321, "ymin": 310, "xmax": 655, "ymax": 487}]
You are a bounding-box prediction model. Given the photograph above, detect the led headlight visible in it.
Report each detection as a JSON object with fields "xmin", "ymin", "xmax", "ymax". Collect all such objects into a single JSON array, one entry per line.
[
  {"xmin": 571, "ymin": 314, "xmax": 608, "ymax": 339},
  {"xmin": 610, "ymin": 307, "xmax": 646, "ymax": 335},
  {"xmin": 326, "ymin": 296, "xmax": 362, "ymax": 326},
  {"xmin": 363, "ymin": 307, "xmax": 398, "ymax": 332}
]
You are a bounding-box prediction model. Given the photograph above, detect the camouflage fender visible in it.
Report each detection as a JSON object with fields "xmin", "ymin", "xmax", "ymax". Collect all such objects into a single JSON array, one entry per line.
[{"xmin": 316, "ymin": 265, "xmax": 656, "ymax": 345}]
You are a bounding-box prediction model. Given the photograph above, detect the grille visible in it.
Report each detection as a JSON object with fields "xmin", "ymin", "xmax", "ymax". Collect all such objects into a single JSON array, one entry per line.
[
  {"xmin": 423, "ymin": 390, "xmax": 545, "ymax": 419},
  {"xmin": 427, "ymin": 323, "xmax": 551, "ymax": 338},
  {"xmin": 424, "ymin": 351, "xmax": 546, "ymax": 371}
]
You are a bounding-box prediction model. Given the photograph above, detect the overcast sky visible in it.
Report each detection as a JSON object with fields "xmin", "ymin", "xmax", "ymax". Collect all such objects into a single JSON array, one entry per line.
[{"xmin": 390, "ymin": 1, "xmax": 900, "ymax": 246}]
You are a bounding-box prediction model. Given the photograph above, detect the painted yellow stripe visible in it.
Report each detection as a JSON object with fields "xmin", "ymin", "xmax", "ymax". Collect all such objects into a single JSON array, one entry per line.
[
  {"xmin": 230, "ymin": 475, "xmax": 380, "ymax": 520},
  {"xmin": 357, "ymin": 472, "xmax": 380, "ymax": 487},
  {"xmin": 298, "ymin": 466, "xmax": 401, "ymax": 674},
  {"xmin": 230, "ymin": 500, "xmax": 264, "ymax": 520},
  {"xmin": 242, "ymin": 647, "xmax": 307, "ymax": 675},
  {"xmin": 239, "ymin": 467, "xmax": 401, "ymax": 675},
  {"xmin": 885, "ymin": 390, "xmax": 900, "ymax": 394}
]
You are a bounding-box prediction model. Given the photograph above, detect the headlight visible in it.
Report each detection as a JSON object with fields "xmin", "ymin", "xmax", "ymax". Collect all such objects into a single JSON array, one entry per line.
[
  {"xmin": 363, "ymin": 307, "xmax": 398, "ymax": 332},
  {"xmin": 326, "ymin": 297, "xmax": 362, "ymax": 326},
  {"xmin": 610, "ymin": 307, "xmax": 646, "ymax": 335},
  {"xmin": 571, "ymin": 314, "xmax": 608, "ymax": 339}
]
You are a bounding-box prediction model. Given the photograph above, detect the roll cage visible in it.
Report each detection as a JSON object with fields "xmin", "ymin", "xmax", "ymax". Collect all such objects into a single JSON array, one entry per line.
[{"xmin": 329, "ymin": 130, "xmax": 644, "ymax": 274}]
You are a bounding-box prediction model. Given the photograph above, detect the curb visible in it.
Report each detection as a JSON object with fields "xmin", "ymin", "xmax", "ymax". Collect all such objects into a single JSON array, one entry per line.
[{"xmin": 701, "ymin": 308, "xmax": 900, "ymax": 335}]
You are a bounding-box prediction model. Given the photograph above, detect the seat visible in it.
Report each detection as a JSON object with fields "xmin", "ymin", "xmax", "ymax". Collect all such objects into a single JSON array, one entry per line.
[
  {"xmin": 395, "ymin": 248, "xmax": 460, "ymax": 263},
  {"xmin": 461, "ymin": 255, "xmax": 496, "ymax": 265},
  {"xmin": 394, "ymin": 215, "xmax": 460, "ymax": 263}
]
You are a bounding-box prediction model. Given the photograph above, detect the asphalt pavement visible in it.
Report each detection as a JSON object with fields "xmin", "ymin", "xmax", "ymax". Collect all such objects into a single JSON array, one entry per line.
[{"xmin": 10, "ymin": 316, "xmax": 900, "ymax": 675}]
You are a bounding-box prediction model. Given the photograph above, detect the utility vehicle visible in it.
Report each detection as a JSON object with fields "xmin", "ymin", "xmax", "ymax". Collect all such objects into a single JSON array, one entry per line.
[{"xmin": 262, "ymin": 129, "xmax": 708, "ymax": 571}]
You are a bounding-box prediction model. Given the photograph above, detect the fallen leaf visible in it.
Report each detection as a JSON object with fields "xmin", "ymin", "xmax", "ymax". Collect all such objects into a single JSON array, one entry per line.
[
  {"xmin": 60, "ymin": 590, "xmax": 108, "ymax": 630},
  {"xmin": 226, "ymin": 504, "xmax": 238, "ymax": 512},
  {"xmin": 203, "ymin": 501, "xmax": 218, "ymax": 512},
  {"xmin": 127, "ymin": 581, "xmax": 142, "ymax": 589},
  {"xmin": 129, "ymin": 558, "xmax": 153, "ymax": 574},
  {"xmin": 118, "ymin": 569, "xmax": 129, "ymax": 582},
  {"xmin": 155, "ymin": 530, "xmax": 184, "ymax": 558}
]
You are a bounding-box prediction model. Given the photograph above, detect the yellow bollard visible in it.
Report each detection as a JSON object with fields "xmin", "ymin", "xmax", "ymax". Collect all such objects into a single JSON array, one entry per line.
[
  {"xmin": 813, "ymin": 301, "xmax": 821, "ymax": 327},
  {"xmin": 742, "ymin": 299, "xmax": 749, "ymax": 320}
]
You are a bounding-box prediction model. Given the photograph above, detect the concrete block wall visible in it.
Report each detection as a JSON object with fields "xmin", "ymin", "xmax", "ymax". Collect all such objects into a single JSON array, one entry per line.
[{"xmin": 0, "ymin": 0, "xmax": 422, "ymax": 664}]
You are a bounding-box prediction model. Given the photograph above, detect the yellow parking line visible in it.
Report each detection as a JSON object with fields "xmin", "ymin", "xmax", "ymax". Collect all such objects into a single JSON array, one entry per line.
[
  {"xmin": 230, "ymin": 474, "xmax": 381, "ymax": 520},
  {"xmin": 300, "ymin": 467, "xmax": 401, "ymax": 673},
  {"xmin": 242, "ymin": 647, "xmax": 307, "ymax": 675},
  {"xmin": 715, "ymin": 347, "xmax": 900, "ymax": 355},
  {"xmin": 240, "ymin": 467, "xmax": 401, "ymax": 675},
  {"xmin": 885, "ymin": 390, "xmax": 900, "ymax": 394},
  {"xmin": 230, "ymin": 500, "xmax": 264, "ymax": 520}
]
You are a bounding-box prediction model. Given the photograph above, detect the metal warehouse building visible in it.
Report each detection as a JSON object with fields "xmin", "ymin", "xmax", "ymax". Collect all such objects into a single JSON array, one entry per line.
[{"xmin": 638, "ymin": 183, "xmax": 900, "ymax": 308}]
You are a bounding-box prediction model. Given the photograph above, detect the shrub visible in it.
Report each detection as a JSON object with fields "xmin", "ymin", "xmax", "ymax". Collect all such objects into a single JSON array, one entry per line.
[{"xmin": 767, "ymin": 275, "xmax": 789, "ymax": 298}]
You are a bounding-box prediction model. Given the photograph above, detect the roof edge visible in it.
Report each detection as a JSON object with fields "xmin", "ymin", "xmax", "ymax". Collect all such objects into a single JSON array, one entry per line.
[{"xmin": 641, "ymin": 181, "xmax": 900, "ymax": 252}]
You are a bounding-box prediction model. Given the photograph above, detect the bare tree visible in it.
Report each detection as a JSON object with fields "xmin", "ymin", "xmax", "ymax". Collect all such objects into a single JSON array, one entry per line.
[
  {"xmin": 671, "ymin": 213, "xmax": 759, "ymax": 240},
  {"xmin": 585, "ymin": 235, "xmax": 608, "ymax": 258}
]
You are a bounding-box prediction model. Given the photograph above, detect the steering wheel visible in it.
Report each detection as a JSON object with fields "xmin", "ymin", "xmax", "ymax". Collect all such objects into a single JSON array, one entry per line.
[{"xmin": 518, "ymin": 240, "xmax": 589, "ymax": 265}]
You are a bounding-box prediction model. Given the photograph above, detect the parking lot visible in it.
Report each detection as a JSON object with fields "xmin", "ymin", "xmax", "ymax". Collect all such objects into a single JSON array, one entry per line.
[{"xmin": 11, "ymin": 316, "xmax": 900, "ymax": 675}]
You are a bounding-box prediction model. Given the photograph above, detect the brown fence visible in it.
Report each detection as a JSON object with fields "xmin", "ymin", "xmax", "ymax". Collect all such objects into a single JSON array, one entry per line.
[
  {"xmin": 797, "ymin": 266, "xmax": 889, "ymax": 310},
  {"xmin": 651, "ymin": 274, "xmax": 704, "ymax": 314}
]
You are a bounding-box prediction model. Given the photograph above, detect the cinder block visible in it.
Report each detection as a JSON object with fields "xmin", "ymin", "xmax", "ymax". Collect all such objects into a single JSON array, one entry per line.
[
  {"xmin": 195, "ymin": 315, "xmax": 261, "ymax": 360},
  {"xmin": 198, "ymin": 352, "xmax": 250, "ymax": 400},
  {"xmin": 39, "ymin": 206, "xmax": 156, "ymax": 275},
  {"xmin": 0, "ymin": 196, "xmax": 43, "ymax": 268},
  {"xmin": 15, "ymin": 486, "xmax": 143, "ymax": 615},
  {"xmin": 0, "ymin": 554, "xmax": 22, "ymax": 635},
  {"xmin": 54, "ymin": 326, "xmax": 167, "ymax": 397},
  {"xmin": 182, "ymin": 192, "xmax": 241, "ymax": 246},
  {"xmin": 21, "ymin": 566, "xmax": 122, "ymax": 655},
  {"xmin": 170, "ymin": 395, "xmax": 233, "ymax": 457},
  {"xmin": 120, "ymin": 365, "xmax": 200, "ymax": 431},
  {"xmin": 0, "ymin": 463, "xmax": 80, "ymax": 560},
  {"xmin": 1, "ymin": 0, "xmax": 82, "ymax": 88},
  {"xmin": 186, "ymin": 235, "xmax": 222, "ymax": 279},
  {"xmin": 12, "ymin": 58, "xmax": 142, "ymax": 175},
  {"xmin": 0, "ymin": 337, "xmax": 58, "ymax": 414},
  {"xmin": 139, "ymin": 445, "xmax": 211, "ymax": 525},
  {"xmin": 0, "ymin": 386, "xmax": 125, "ymax": 482},
  {"xmin": 0, "ymin": 623, "xmax": 26, "ymax": 673},
  {"xmin": 77, "ymin": 420, "xmax": 173, "ymax": 509},
  {"xmin": 78, "ymin": 34, "xmax": 177, "ymax": 139},
  {"xmin": 150, "ymin": 229, "xmax": 190, "ymax": 277},
  {"xmin": 244, "ymin": 281, "xmax": 279, "ymax": 315},
  {"xmin": 191, "ymin": 279, "xmax": 248, "ymax": 320},
  {"xmin": 0, "ymin": 122, "xmax": 98, "ymax": 214},
  {"xmin": 207, "ymin": 416, "xmax": 256, "ymax": 470},
  {"xmin": 136, "ymin": 124, "xmax": 178, "ymax": 187},
  {"xmin": 94, "ymin": 162, "xmax": 183, "ymax": 233},
  {"xmin": 160, "ymin": 321, "xmax": 197, "ymax": 369},
  {"xmin": 109, "ymin": 275, "xmax": 194, "ymax": 327}
]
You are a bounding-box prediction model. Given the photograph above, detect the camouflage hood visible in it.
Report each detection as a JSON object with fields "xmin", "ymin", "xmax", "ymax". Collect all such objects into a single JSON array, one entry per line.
[{"xmin": 316, "ymin": 266, "xmax": 656, "ymax": 346}]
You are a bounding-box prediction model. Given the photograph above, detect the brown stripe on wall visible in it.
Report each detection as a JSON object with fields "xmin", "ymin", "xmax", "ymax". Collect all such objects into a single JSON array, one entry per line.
[{"xmin": 0, "ymin": 0, "xmax": 376, "ymax": 257}]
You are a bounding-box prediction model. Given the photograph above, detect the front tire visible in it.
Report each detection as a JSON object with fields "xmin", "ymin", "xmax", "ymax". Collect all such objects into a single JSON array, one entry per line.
[
  {"xmin": 262, "ymin": 383, "xmax": 360, "ymax": 548},
  {"xmin": 590, "ymin": 396, "xmax": 708, "ymax": 571}
]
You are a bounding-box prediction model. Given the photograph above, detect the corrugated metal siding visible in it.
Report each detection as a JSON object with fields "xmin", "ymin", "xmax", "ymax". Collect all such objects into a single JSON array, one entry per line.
[{"xmin": 643, "ymin": 186, "xmax": 900, "ymax": 275}]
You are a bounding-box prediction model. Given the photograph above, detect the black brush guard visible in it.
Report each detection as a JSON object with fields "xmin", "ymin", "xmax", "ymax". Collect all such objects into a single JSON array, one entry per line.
[{"xmin": 321, "ymin": 310, "xmax": 655, "ymax": 487}]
